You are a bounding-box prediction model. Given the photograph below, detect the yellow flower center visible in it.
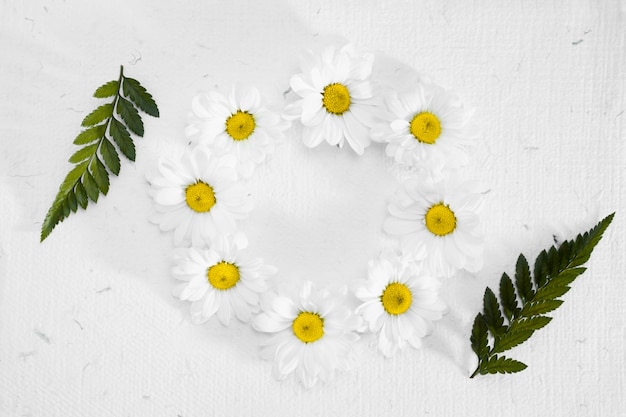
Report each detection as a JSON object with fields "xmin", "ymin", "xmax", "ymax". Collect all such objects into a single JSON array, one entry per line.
[
  {"xmin": 185, "ymin": 181, "xmax": 216, "ymax": 213},
  {"xmin": 292, "ymin": 312, "xmax": 324, "ymax": 343},
  {"xmin": 207, "ymin": 261, "xmax": 240, "ymax": 290},
  {"xmin": 410, "ymin": 111, "xmax": 441, "ymax": 144},
  {"xmin": 425, "ymin": 203, "xmax": 457, "ymax": 236},
  {"xmin": 322, "ymin": 83, "xmax": 351, "ymax": 115},
  {"xmin": 381, "ymin": 282, "xmax": 413, "ymax": 315},
  {"xmin": 226, "ymin": 110, "xmax": 256, "ymax": 141}
]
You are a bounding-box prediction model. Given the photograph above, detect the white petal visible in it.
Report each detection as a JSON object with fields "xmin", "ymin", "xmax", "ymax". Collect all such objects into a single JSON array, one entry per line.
[
  {"xmin": 301, "ymin": 95, "xmax": 325, "ymax": 126},
  {"xmin": 244, "ymin": 88, "xmax": 262, "ymax": 111},
  {"xmin": 384, "ymin": 217, "xmax": 421, "ymax": 235},
  {"xmin": 253, "ymin": 313, "xmax": 290, "ymax": 333},
  {"xmin": 302, "ymin": 125, "xmax": 326, "ymax": 148},
  {"xmin": 342, "ymin": 111, "xmax": 369, "ymax": 154}
]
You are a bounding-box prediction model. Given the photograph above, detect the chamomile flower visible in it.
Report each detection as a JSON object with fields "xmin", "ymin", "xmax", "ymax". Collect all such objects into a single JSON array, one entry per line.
[
  {"xmin": 284, "ymin": 44, "xmax": 380, "ymax": 155},
  {"xmin": 355, "ymin": 251, "xmax": 446, "ymax": 357},
  {"xmin": 384, "ymin": 178, "xmax": 485, "ymax": 277},
  {"xmin": 374, "ymin": 82, "xmax": 477, "ymax": 178},
  {"xmin": 252, "ymin": 282, "xmax": 361, "ymax": 388},
  {"xmin": 172, "ymin": 234, "xmax": 276, "ymax": 325},
  {"xmin": 186, "ymin": 87, "xmax": 289, "ymax": 178},
  {"xmin": 147, "ymin": 148, "xmax": 253, "ymax": 247}
]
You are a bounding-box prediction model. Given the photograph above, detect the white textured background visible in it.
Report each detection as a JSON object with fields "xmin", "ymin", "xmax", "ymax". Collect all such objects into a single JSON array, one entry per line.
[{"xmin": 1, "ymin": 1, "xmax": 625, "ymax": 416}]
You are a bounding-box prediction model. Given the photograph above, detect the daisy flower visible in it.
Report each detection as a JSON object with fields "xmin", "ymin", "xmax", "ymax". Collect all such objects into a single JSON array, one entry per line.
[
  {"xmin": 373, "ymin": 82, "xmax": 477, "ymax": 178},
  {"xmin": 186, "ymin": 86, "xmax": 290, "ymax": 178},
  {"xmin": 355, "ymin": 251, "xmax": 446, "ymax": 357},
  {"xmin": 172, "ymin": 233, "xmax": 276, "ymax": 325},
  {"xmin": 252, "ymin": 282, "xmax": 361, "ymax": 388},
  {"xmin": 284, "ymin": 44, "xmax": 380, "ymax": 155},
  {"xmin": 147, "ymin": 148, "xmax": 253, "ymax": 247},
  {"xmin": 383, "ymin": 178, "xmax": 485, "ymax": 277}
]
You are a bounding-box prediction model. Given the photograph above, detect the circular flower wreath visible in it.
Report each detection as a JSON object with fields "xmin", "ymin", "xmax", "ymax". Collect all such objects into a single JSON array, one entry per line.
[{"xmin": 147, "ymin": 43, "xmax": 485, "ymax": 388}]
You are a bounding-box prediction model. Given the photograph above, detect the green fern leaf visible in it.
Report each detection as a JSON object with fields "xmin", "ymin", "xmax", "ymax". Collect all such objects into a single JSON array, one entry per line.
[
  {"xmin": 493, "ymin": 329, "xmax": 534, "ymax": 354},
  {"xmin": 74, "ymin": 182, "xmax": 88, "ymax": 209},
  {"xmin": 469, "ymin": 213, "xmax": 614, "ymax": 378},
  {"xmin": 90, "ymin": 157, "xmax": 110, "ymax": 195},
  {"xmin": 533, "ymin": 285, "xmax": 571, "ymax": 302},
  {"xmin": 482, "ymin": 288, "xmax": 506, "ymax": 335},
  {"xmin": 507, "ymin": 316, "xmax": 552, "ymax": 333},
  {"xmin": 66, "ymin": 190, "xmax": 78, "ymax": 213},
  {"xmin": 521, "ymin": 299, "xmax": 563, "ymax": 317},
  {"xmin": 515, "ymin": 254, "xmax": 534, "ymax": 303},
  {"xmin": 470, "ymin": 313, "xmax": 489, "ymax": 359},
  {"xmin": 81, "ymin": 103, "xmax": 113, "ymax": 127},
  {"xmin": 122, "ymin": 77, "xmax": 160, "ymax": 117},
  {"xmin": 499, "ymin": 273, "xmax": 520, "ymax": 321},
  {"xmin": 93, "ymin": 80, "xmax": 118, "ymax": 98},
  {"xmin": 109, "ymin": 117, "xmax": 135, "ymax": 161},
  {"xmin": 40, "ymin": 65, "xmax": 159, "ymax": 241},
  {"xmin": 100, "ymin": 138, "xmax": 121, "ymax": 176},
  {"xmin": 569, "ymin": 213, "xmax": 615, "ymax": 267},
  {"xmin": 73, "ymin": 124, "xmax": 107, "ymax": 145},
  {"xmin": 116, "ymin": 96, "xmax": 144, "ymax": 136},
  {"xmin": 543, "ymin": 267, "xmax": 586, "ymax": 289},
  {"xmin": 68, "ymin": 143, "xmax": 99, "ymax": 163},
  {"xmin": 480, "ymin": 356, "xmax": 527, "ymax": 375},
  {"xmin": 82, "ymin": 171, "xmax": 99, "ymax": 203}
]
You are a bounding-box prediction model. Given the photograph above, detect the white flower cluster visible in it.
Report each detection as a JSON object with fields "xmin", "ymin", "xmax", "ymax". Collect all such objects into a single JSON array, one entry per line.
[{"xmin": 148, "ymin": 44, "xmax": 485, "ymax": 388}]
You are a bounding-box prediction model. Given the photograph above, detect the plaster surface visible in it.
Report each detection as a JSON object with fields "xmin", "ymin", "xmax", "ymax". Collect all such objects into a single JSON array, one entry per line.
[{"xmin": 0, "ymin": 1, "xmax": 624, "ymax": 416}]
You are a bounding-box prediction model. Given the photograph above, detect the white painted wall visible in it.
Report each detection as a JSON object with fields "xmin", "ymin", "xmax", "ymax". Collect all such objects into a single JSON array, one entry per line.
[{"xmin": 1, "ymin": 1, "xmax": 624, "ymax": 416}]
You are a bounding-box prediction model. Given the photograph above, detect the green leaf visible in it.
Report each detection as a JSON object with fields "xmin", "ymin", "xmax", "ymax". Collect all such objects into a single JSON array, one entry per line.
[
  {"xmin": 533, "ymin": 284, "xmax": 571, "ymax": 301},
  {"xmin": 508, "ymin": 316, "xmax": 552, "ymax": 333},
  {"xmin": 493, "ymin": 330, "xmax": 534, "ymax": 354},
  {"xmin": 482, "ymin": 288, "xmax": 506, "ymax": 335},
  {"xmin": 100, "ymin": 137, "xmax": 121, "ymax": 175},
  {"xmin": 90, "ymin": 157, "xmax": 110, "ymax": 195},
  {"xmin": 93, "ymin": 80, "xmax": 119, "ymax": 98},
  {"xmin": 544, "ymin": 267, "xmax": 586, "ymax": 289},
  {"xmin": 68, "ymin": 143, "xmax": 99, "ymax": 163},
  {"xmin": 60, "ymin": 160, "xmax": 89, "ymax": 191},
  {"xmin": 74, "ymin": 124, "xmax": 106, "ymax": 145},
  {"xmin": 116, "ymin": 96, "xmax": 144, "ymax": 136},
  {"xmin": 82, "ymin": 171, "xmax": 100, "ymax": 203},
  {"xmin": 61, "ymin": 199, "xmax": 71, "ymax": 217},
  {"xmin": 75, "ymin": 182, "xmax": 88, "ymax": 209},
  {"xmin": 469, "ymin": 214, "xmax": 614, "ymax": 378},
  {"xmin": 545, "ymin": 246, "xmax": 560, "ymax": 281},
  {"xmin": 569, "ymin": 213, "xmax": 615, "ymax": 268},
  {"xmin": 499, "ymin": 273, "xmax": 520, "ymax": 321},
  {"xmin": 122, "ymin": 77, "xmax": 160, "ymax": 117},
  {"xmin": 515, "ymin": 254, "xmax": 534, "ymax": 303},
  {"xmin": 557, "ymin": 240, "xmax": 573, "ymax": 269},
  {"xmin": 66, "ymin": 189, "xmax": 78, "ymax": 213},
  {"xmin": 521, "ymin": 299, "xmax": 563, "ymax": 317},
  {"xmin": 40, "ymin": 161, "xmax": 89, "ymax": 241},
  {"xmin": 533, "ymin": 250, "xmax": 549, "ymax": 287},
  {"xmin": 81, "ymin": 103, "xmax": 113, "ymax": 127},
  {"xmin": 480, "ymin": 356, "xmax": 527, "ymax": 375},
  {"xmin": 109, "ymin": 117, "xmax": 135, "ymax": 161},
  {"xmin": 470, "ymin": 313, "xmax": 489, "ymax": 359},
  {"xmin": 41, "ymin": 66, "xmax": 158, "ymax": 241}
]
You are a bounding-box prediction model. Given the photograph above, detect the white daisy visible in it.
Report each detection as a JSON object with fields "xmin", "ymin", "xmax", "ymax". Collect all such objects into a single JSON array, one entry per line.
[
  {"xmin": 252, "ymin": 281, "xmax": 361, "ymax": 388},
  {"xmin": 373, "ymin": 82, "xmax": 477, "ymax": 178},
  {"xmin": 355, "ymin": 251, "xmax": 446, "ymax": 357},
  {"xmin": 147, "ymin": 147, "xmax": 253, "ymax": 247},
  {"xmin": 172, "ymin": 233, "xmax": 276, "ymax": 325},
  {"xmin": 186, "ymin": 86, "xmax": 290, "ymax": 178},
  {"xmin": 383, "ymin": 178, "xmax": 485, "ymax": 277},
  {"xmin": 284, "ymin": 44, "xmax": 380, "ymax": 155}
]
